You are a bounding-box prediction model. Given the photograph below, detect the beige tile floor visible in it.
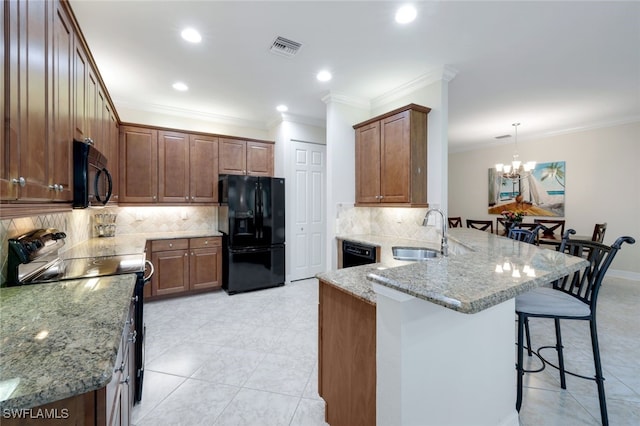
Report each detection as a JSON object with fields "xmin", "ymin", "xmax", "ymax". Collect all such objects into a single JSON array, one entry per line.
[{"xmin": 132, "ymin": 276, "xmax": 640, "ymax": 425}]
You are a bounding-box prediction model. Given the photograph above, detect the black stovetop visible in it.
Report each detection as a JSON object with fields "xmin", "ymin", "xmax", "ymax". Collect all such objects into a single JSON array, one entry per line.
[{"xmin": 25, "ymin": 253, "xmax": 146, "ymax": 284}]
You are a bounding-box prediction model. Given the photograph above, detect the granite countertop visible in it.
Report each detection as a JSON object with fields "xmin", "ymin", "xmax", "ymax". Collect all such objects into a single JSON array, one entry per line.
[
  {"xmin": 62, "ymin": 231, "xmax": 223, "ymax": 258},
  {"xmin": 0, "ymin": 274, "xmax": 137, "ymax": 410},
  {"xmin": 319, "ymin": 228, "xmax": 589, "ymax": 313}
]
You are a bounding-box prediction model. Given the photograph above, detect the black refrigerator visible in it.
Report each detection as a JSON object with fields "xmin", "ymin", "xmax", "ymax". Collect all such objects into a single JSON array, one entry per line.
[{"xmin": 218, "ymin": 175, "xmax": 286, "ymax": 294}]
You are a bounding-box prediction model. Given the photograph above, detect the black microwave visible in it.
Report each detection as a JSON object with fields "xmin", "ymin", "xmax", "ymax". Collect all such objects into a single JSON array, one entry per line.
[{"xmin": 73, "ymin": 139, "xmax": 113, "ymax": 208}]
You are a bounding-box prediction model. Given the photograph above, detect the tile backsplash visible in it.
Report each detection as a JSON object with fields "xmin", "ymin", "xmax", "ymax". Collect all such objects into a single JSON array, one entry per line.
[
  {"xmin": 336, "ymin": 204, "xmax": 439, "ymax": 241},
  {"xmin": 0, "ymin": 206, "xmax": 217, "ymax": 285}
]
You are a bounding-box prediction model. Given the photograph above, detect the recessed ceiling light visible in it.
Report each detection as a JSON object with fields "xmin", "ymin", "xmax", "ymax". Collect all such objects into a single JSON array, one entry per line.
[
  {"xmin": 395, "ymin": 5, "xmax": 417, "ymax": 24},
  {"xmin": 276, "ymin": 105, "xmax": 288, "ymax": 112},
  {"xmin": 181, "ymin": 27, "xmax": 202, "ymax": 43},
  {"xmin": 316, "ymin": 70, "xmax": 332, "ymax": 82},
  {"xmin": 172, "ymin": 82, "xmax": 188, "ymax": 91}
]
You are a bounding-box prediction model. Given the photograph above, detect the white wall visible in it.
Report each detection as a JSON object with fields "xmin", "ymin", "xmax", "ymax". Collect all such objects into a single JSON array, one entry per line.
[
  {"xmin": 117, "ymin": 104, "xmax": 270, "ymax": 140},
  {"xmin": 270, "ymin": 118, "xmax": 326, "ymax": 281},
  {"xmin": 449, "ymin": 121, "xmax": 640, "ymax": 277},
  {"xmin": 323, "ymin": 98, "xmax": 370, "ymax": 269}
]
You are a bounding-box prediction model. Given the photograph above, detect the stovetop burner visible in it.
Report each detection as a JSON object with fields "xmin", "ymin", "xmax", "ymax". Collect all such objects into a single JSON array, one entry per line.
[
  {"xmin": 27, "ymin": 254, "xmax": 146, "ymax": 284},
  {"xmin": 7, "ymin": 228, "xmax": 145, "ymax": 286}
]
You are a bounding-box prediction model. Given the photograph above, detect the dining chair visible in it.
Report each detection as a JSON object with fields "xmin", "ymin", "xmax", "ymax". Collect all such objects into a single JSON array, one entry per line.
[
  {"xmin": 507, "ymin": 225, "xmax": 541, "ymax": 244},
  {"xmin": 533, "ymin": 219, "xmax": 565, "ymax": 237},
  {"xmin": 515, "ymin": 229, "xmax": 636, "ymax": 426},
  {"xmin": 496, "ymin": 217, "xmax": 507, "ymax": 235},
  {"xmin": 534, "ymin": 219, "xmax": 566, "ymax": 248},
  {"xmin": 591, "ymin": 222, "xmax": 607, "ymax": 243},
  {"xmin": 466, "ymin": 219, "xmax": 493, "ymax": 233},
  {"xmin": 448, "ymin": 216, "xmax": 463, "ymax": 228}
]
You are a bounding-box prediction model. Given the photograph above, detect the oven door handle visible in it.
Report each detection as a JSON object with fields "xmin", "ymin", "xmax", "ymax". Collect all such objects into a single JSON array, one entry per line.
[{"xmin": 143, "ymin": 260, "xmax": 154, "ymax": 283}]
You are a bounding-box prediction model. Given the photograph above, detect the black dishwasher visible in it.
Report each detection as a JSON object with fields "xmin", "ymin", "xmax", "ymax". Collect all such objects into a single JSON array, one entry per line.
[{"xmin": 342, "ymin": 240, "xmax": 377, "ymax": 268}]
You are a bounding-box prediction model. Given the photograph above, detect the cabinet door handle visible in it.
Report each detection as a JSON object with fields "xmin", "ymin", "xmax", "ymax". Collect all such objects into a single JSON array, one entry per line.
[
  {"xmin": 12, "ymin": 177, "xmax": 26, "ymax": 187},
  {"xmin": 128, "ymin": 330, "xmax": 137, "ymax": 343},
  {"xmin": 185, "ymin": 196, "xmax": 189, "ymax": 200},
  {"xmin": 120, "ymin": 375, "xmax": 130, "ymax": 385},
  {"xmin": 204, "ymin": 241, "xmax": 208, "ymax": 245},
  {"xmin": 169, "ymin": 243, "xmax": 173, "ymax": 248}
]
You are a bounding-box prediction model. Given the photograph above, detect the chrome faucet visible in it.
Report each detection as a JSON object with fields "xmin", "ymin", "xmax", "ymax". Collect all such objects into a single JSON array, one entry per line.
[{"xmin": 423, "ymin": 208, "xmax": 449, "ymax": 256}]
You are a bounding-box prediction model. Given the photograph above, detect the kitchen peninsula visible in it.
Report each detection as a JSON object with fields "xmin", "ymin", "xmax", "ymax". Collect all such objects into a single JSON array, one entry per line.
[{"xmin": 317, "ymin": 228, "xmax": 589, "ymax": 426}]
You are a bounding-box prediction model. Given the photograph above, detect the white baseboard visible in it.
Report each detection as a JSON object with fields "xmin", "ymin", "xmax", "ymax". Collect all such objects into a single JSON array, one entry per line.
[{"xmin": 607, "ymin": 269, "xmax": 640, "ymax": 282}]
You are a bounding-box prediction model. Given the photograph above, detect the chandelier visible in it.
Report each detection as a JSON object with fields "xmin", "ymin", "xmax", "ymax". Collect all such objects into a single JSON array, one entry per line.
[{"xmin": 495, "ymin": 123, "xmax": 536, "ymax": 180}]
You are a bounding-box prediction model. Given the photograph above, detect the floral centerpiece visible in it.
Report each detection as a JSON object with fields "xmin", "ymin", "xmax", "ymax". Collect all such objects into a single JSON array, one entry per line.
[{"xmin": 501, "ymin": 210, "xmax": 527, "ymax": 223}]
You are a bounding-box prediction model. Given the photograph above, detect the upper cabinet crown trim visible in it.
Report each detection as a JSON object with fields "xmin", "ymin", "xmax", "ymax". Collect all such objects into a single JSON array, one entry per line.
[{"xmin": 353, "ymin": 103, "xmax": 432, "ymax": 129}]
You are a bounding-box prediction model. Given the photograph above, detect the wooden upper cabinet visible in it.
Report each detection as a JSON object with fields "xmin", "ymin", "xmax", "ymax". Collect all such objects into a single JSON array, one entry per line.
[
  {"xmin": 190, "ymin": 135, "xmax": 218, "ymax": 203},
  {"xmin": 119, "ymin": 126, "xmax": 158, "ymax": 203},
  {"xmin": 355, "ymin": 121, "xmax": 382, "ymax": 204},
  {"xmin": 219, "ymin": 138, "xmax": 247, "ymax": 175},
  {"xmin": 1, "ymin": 0, "xmax": 118, "ymax": 213},
  {"xmin": 105, "ymin": 103, "xmax": 119, "ymax": 203},
  {"xmin": 380, "ymin": 111, "xmax": 412, "ymax": 203},
  {"xmin": 86, "ymin": 67, "xmax": 100, "ymax": 148},
  {"xmin": 2, "ymin": 0, "xmax": 51, "ymax": 202},
  {"xmin": 73, "ymin": 37, "xmax": 88, "ymax": 141},
  {"xmin": 353, "ymin": 104, "xmax": 430, "ymax": 207},
  {"xmin": 219, "ymin": 138, "xmax": 274, "ymax": 176},
  {"xmin": 48, "ymin": 2, "xmax": 74, "ymax": 202},
  {"xmin": 158, "ymin": 130, "xmax": 189, "ymax": 203},
  {"xmin": 247, "ymin": 141, "xmax": 274, "ymax": 176}
]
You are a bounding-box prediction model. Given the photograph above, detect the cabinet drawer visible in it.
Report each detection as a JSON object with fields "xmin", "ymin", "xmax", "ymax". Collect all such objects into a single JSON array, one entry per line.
[
  {"xmin": 190, "ymin": 237, "xmax": 221, "ymax": 249},
  {"xmin": 151, "ymin": 239, "xmax": 189, "ymax": 251}
]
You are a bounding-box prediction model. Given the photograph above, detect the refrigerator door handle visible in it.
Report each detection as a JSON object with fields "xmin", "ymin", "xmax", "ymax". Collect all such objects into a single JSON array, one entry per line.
[{"xmin": 258, "ymin": 182, "xmax": 264, "ymax": 239}]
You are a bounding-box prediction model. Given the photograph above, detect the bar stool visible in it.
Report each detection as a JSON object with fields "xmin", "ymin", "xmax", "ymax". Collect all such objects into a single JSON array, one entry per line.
[
  {"xmin": 507, "ymin": 225, "xmax": 541, "ymax": 244},
  {"xmin": 515, "ymin": 229, "xmax": 636, "ymax": 426}
]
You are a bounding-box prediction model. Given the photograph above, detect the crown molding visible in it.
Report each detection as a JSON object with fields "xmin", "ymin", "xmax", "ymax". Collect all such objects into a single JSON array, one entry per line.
[
  {"xmin": 449, "ymin": 115, "xmax": 640, "ymax": 154},
  {"xmin": 371, "ymin": 65, "xmax": 459, "ymax": 109},
  {"xmin": 114, "ymin": 100, "xmax": 268, "ymax": 130},
  {"xmin": 321, "ymin": 92, "xmax": 371, "ymax": 109},
  {"xmin": 267, "ymin": 112, "xmax": 326, "ymax": 129}
]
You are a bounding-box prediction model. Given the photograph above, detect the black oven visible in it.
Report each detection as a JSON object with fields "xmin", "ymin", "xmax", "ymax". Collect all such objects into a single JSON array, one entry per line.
[{"xmin": 73, "ymin": 138, "xmax": 113, "ymax": 208}]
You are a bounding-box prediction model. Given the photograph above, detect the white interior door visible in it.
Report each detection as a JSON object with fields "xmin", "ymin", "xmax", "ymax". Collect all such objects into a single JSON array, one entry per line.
[{"xmin": 290, "ymin": 141, "xmax": 326, "ymax": 281}]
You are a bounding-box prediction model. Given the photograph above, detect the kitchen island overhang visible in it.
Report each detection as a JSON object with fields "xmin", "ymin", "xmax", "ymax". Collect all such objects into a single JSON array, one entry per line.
[{"xmin": 317, "ymin": 228, "xmax": 589, "ymax": 426}]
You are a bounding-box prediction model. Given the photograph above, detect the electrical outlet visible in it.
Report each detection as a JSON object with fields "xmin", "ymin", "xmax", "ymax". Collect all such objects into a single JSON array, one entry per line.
[
  {"xmin": 181, "ymin": 210, "xmax": 188, "ymax": 220},
  {"xmin": 135, "ymin": 211, "xmax": 144, "ymax": 221}
]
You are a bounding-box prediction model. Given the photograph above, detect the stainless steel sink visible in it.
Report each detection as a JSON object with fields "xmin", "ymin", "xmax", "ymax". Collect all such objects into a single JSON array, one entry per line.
[{"xmin": 392, "ymin": 246, "xmax": 439, "ymax": 261}]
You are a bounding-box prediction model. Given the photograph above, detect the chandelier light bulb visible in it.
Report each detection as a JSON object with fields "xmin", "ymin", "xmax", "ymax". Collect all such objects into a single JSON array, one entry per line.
[{"xmin": 494, "ymin": 122, "xmax": 535, "ymax": 181}]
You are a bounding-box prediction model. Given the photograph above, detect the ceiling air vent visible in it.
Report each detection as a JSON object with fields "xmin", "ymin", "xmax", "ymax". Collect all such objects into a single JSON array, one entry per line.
[
  {"xmin": 269, "ymin": 36, "xmax": 302, "ymax": 58},
  {"xmin": 495, "ymin": 134, "xmax": 512, "ymax": 139}
]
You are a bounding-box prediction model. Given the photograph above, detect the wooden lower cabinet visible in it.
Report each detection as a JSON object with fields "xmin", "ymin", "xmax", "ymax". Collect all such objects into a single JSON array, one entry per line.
[
  {"xmin": 318, "ymin": 279, "xmax": 376, "ymax": 426},
  {"xmin": 147, "ymin": 237, "xmax": 222, "ymax": 300}
]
